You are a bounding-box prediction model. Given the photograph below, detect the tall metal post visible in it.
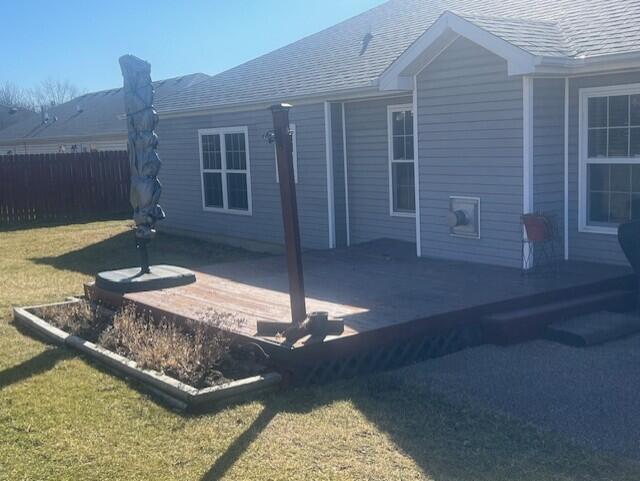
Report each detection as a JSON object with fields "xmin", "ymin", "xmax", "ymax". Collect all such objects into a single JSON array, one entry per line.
[{"xmin": 270, "ymin": 104, "xmax": 307, "ymax": 324}]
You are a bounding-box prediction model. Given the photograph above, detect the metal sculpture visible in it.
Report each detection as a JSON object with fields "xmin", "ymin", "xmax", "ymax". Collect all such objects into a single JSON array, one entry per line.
[{"xmin": 119, "ymin": 55, "xmax": 165, "ymax": 274}]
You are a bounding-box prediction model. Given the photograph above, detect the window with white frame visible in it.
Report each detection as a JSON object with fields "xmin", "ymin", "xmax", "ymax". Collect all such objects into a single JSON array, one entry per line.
[
  {"xmin": 388, "ymin": 105, "xmax": 415, "ymax": 216},
  {"xmin": 199, "ymin": 127, "xmax": 251, "ymax": 214},
  {"xmin": 580, "ymin": 85, "xmax": 640, "ymax": 232},
  {"xmin": 274, "ymin": 123, "xmax": 298, "ymax": 183}
]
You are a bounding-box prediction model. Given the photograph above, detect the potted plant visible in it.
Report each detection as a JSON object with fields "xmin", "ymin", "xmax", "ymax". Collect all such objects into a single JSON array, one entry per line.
[{"xmin": 522, "ymin": 214, "xmax": 550, "ymax": 241}]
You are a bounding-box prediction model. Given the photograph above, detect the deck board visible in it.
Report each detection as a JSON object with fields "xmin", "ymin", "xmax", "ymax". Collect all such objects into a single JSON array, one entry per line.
[{"xmin": 122, "ymin": 239, "xmax": 633, "ymax": 351}]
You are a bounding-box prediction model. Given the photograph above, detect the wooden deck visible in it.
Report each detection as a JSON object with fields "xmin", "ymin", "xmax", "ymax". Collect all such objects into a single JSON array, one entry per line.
[{"xmin": 92, "ymin": 240, "xmax": 634, "ymax": 378}]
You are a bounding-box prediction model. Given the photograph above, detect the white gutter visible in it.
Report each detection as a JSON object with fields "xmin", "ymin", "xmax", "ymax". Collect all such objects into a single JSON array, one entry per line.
[
  {"xmin": 536, "ymin": 50, "xmax": 640, "ymax": 69},
  {"xmin": 159, "ymin": 85, "xmax": 391, "ymax": 119}
]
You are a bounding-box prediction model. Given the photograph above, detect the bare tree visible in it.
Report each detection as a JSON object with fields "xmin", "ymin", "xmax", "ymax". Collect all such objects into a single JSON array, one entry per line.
[
  {"xmin": 0, "ymin": 82, "xmax": 33, "ymax": 110},
  {"xmin": 29, "ymin": 77, "xmax": 84, "ymax": 107}
]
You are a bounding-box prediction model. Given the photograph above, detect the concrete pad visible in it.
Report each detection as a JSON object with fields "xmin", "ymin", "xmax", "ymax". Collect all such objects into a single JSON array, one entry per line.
[
  {"xmin": 405, "ymin": 330, "xmax": 640, "ymax": 460},
  {"xmin": 545, "ymin": 311, "xmax": 640, "ymax": 346}
]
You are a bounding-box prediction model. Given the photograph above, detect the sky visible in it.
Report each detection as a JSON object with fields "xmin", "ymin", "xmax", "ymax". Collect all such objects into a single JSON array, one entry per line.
[{"xmin": 1, "ymin": 0, "xmax": 387, "ymax": 93}]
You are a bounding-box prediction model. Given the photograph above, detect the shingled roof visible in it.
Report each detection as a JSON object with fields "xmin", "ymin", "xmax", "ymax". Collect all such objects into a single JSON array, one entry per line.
[
  {"xmin": 0, "ymin": 104, "xmax": 37, "ymax": 132},
  {"xmin": 157, "ymin": 0, "xmax": 640, "ymax": 114},
  {"xmin": 0, "ymin": 73, "xmax": 209, "ymax": 143}
]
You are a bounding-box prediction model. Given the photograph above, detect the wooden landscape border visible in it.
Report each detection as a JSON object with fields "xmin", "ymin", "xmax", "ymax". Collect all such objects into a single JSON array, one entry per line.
[{"xmin": 13, "ymin": 300, "xmax": 282, "ymax": 411}]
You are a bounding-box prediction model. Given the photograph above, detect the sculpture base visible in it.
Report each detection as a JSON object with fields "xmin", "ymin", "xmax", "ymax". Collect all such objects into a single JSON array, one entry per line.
[{"xmin": 95, "ymin": 265, "xmax": 196, "ymax": 294}]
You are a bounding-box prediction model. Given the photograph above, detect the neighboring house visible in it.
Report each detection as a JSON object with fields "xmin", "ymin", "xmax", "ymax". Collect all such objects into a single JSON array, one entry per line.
[
  {"xmin": 0, "ymin": 73, "xmax": 209, "ymax": 155},
  {"xmin": 158, "ymin": 1, "xmax": 640, "ymax": 267},
  {"xmin": 0, "ymin": 104, "xmax": 36, "ymax": 133}
]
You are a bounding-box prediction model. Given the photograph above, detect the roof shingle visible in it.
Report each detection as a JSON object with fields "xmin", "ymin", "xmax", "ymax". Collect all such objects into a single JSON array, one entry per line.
[
  {"xmin": 157, "ymin": 0, "xmax": 640, "ymax": 113},
  {"xmin": 0, "ymin": 73, "xmax": 208, "ymax": 142}
]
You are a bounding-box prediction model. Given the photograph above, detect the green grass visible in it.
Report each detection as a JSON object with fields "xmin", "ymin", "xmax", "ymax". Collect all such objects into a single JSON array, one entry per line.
[{"xmin": 1, "ymin": 220, "xmax": 639, "ymax": 480}]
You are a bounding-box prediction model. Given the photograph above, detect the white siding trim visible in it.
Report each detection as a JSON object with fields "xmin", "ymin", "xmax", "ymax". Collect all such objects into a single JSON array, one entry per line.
[
  {"xmin": 198, "ymin": 126, "xmax": 252, "ymax": 216},
  {"xmin": 324, "ymin": 101, "xmax": 336, "ymax": 248},
  {"xmin": 413, "ymin": 76, "xmax": 422, "ymax": 257},
  {"xmin": 523, "ymin": 77, "xmax": 534, "ymax": 269},
  {"xmin": 564, "ymin": 77, "xmax": 570, "ymax": 260},
  {"xmin": 341, "ymin": 102, "xmax": 351, "ymax": 246}
]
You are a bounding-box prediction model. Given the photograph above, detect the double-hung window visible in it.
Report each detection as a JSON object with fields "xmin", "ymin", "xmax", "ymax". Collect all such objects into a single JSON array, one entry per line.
[
  {"xmin": 580, "ymin": 85, "xmax": 640, "ymax": 233},
  {"xmin": 388, "ymin": 105, "xmax": 416, "ymax": 216},
  {"xmin": 199, "ymin": 127, "xmax": 251, "ymax": 215}
]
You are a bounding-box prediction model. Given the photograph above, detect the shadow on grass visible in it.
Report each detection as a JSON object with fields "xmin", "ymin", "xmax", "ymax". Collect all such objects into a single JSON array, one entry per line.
[
  {"xmin": 193, "ymin": 376, "xmax": 446, "ymax": 481},
  {"xmin": 30, "ymin": 230, "xmax": 261, "ymax": 277},
  {"xmin": 0, "ymin": 214, "xmax": 129, "ymax": 234},
  {"xmin": 191, "ymin": 370, "xmax": 639, "ymax": 481},
  {"xmin": 200, "ymin": 407, "xmax": 278, "ymax": 481},
  {"xmin": 0, "ymin": 348, "xmax": 72, "ymax": 390}
]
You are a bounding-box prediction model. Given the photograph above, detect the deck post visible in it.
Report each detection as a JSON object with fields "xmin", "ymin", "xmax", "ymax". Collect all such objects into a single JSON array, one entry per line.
[{"xmin": 270, "ymin": 104, "xmax": 307, "ymax": 324}]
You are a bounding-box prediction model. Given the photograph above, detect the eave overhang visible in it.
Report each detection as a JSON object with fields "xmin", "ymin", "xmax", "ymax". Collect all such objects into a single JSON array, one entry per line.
[{"xmin": 379, "ymin": 11, "xmax": 640, "ymax": 90}]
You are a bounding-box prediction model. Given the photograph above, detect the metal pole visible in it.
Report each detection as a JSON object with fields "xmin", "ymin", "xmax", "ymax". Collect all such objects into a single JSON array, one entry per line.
[
  {"xmin": 136, "ymin": 237, "xmax": 150, "ymax": 274},
  {"xmin": 270, "ymin": 104, "xmax": 307, "ymax": 324}
]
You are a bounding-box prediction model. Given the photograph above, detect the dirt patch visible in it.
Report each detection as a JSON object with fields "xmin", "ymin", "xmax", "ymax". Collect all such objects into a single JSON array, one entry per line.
[
  {"xmin": 34, "ymin": 301, "xmax": 110, "ymax": 342},
  {"xmin": 34, "ymin": 300, "xmax": 268, "ymax": 389}
]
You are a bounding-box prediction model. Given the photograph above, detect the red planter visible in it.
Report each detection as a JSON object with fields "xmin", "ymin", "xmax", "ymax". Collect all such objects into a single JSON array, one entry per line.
[{"xmin": 522, "ymin": 214, "xmax": 549, "ymax": 241}]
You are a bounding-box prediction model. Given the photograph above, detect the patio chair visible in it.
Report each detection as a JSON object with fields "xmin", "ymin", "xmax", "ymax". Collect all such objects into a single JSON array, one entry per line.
[{"xmin": 521, "ymin": 213, "xmax": 560, "ymax": 276}]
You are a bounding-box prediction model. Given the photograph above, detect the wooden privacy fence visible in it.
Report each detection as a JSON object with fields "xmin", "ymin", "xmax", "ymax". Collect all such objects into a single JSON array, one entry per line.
[{"xmin": 0, "ymin": 151, "xmax": 131, "ymax": 226}]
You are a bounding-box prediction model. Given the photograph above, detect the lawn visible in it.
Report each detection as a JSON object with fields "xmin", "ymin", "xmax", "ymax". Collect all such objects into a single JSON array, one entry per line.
[{"xmin": 1, "ymin": 220, "xmax": 639, "ymax": 481}]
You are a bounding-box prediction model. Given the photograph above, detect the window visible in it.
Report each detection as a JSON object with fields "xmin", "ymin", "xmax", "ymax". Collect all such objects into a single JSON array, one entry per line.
[
  {"xmin": 198, "ymin": 127, "xmax": 251, "ymax": 215},
  {"xmin": 388, "ymin": 105, "xmax": 415, "ymax": 216},
  {"xmin": 274, "ymin": 123, "xmax": 298, "ymax": 183},
  {"xmin": 580, "ymin": 85, "xmax": 640, "ymax": 233}
]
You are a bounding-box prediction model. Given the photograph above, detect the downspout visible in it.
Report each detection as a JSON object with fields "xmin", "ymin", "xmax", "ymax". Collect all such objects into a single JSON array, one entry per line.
[
  {"xmin": 413, "ymin": 75, "xmax": 422, "ymax": 257},
  {"xmin": 522, "ymin": 76, "xmax": 534, "ymax": 270},
  {"xmin": 341, "ymin": 102, "xmax": 350, "ymax": 246},
  {"xmin": 564, "ymin": 78, "xmax": 570, "ymax": 260}
]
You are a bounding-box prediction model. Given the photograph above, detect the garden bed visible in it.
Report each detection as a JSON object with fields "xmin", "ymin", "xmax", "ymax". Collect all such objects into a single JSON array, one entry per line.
[{"xmin": 13, "ymin": 299, "xmax": 282, "ymax": 411}]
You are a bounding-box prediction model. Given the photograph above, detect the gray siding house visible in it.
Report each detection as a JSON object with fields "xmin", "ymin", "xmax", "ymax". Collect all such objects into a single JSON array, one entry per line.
[{"xmin": 154, "ymin": 0, "xmax": 640, "ymax": 268}]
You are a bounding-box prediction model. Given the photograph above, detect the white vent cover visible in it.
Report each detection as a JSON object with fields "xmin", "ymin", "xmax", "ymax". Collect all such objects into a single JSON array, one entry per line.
[{"xmin": 448, "ymin": 196, "xmax": 480, "ymax": 238}]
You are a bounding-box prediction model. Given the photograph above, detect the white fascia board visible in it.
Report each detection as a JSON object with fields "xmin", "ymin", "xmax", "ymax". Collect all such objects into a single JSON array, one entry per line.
[
  {"xmin": 379, "ymin": 11, "xmax": 537, "ymax": 91},
  {"xmin": 535, "ymin": 51, "xmax": 640, "ymax": 76},
  {"xmin": 158, "ymin": 85, "xmax": 395, "ymax": 119}
]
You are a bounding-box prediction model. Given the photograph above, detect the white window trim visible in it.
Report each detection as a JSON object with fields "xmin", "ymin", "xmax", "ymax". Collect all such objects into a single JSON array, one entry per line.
[
  {"xmin": 198, "ymin": 126, "xmax": 252, "ymax": 216},
  {"xmin": 387, "ymin": 103, "xmax": 416, "ymax": 218},
  {"xmin": 578, "ymin": 83, "xmax": 640, "ymax": 235},
  {"xmin": 274, "ymin": 123, "xmax": 298, "ymax": 184}
]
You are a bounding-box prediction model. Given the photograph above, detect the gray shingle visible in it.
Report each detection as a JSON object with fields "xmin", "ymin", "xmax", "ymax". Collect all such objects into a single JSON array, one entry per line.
[
  {"xmin": 0, "ymin": 105, "xmax": 37, "ymax": 132},
  {"xmin": 0, "ymin": 73, "xmax": 209, "ymax": 142},
  {"xmin": 157, "ymin": 0, "xmax": 640, "ymax": 113},
  {"xmin": 453, "ymin": 12, "xmax": 576, "ymax": 57}
]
